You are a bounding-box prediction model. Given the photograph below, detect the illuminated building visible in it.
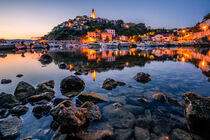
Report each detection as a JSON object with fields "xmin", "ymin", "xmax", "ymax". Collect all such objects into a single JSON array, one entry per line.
[{"xmin": 91, "ymin": 9, "xmax": 96, "ymax": 19}]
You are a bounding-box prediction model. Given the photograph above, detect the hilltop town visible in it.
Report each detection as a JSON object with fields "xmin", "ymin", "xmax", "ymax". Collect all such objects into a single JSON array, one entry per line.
[{"xmin": 43, "ymin": 9, "xmax": 210, "ymax": 45}]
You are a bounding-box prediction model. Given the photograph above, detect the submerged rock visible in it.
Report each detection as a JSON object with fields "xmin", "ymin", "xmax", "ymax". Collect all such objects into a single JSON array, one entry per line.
[
  {"xmin": 77, "ymin": 92, "xmax": 107, "ymax": 105},
  {"xmin": 182, "ymin": 92, "xmax": 210, "ymax": 138},
  {"xmin": 32, "ymin": 104, "xmax": 51, "ymax": 118},
  {"xmin": 152, "ymin": 93, "xmax": 166, "ymax": 103},
  {"xmin": 168, "ymin": 97, "xmax": 181, "ymax": 106},
  {"xmin": 50, "ymin": 100, "xmax": 89, "ymax": 133},
  {"xmin": 133, "ymin": 72, "xmax": 152, "ymax": 83},
  {"xmin": 28, "ymin": 92, "xmax": 54, "ymax": 103},
  {"xmin": 138, "ymin": 98, "xmax": 148, "ymax": 103},
  {"xmin": 53, "ymin": 98, "xmax": 70, "ymax": 106},
  {"xmin": 0, "ymin": 108, "xmax": 9, "ymax": 119},
  {"xmin": 60, "ymin": 76, "xmax": 85, "ymax": 96},
  {"xmin": 1, "ymin": 79, "xmax": 12, "ymax": 84},
  {"xmin": 81, "ymin": 101, "xmax": 101, "ymax": 121},
  {"xmin": 59, "ymin": 63, "xmax": 67, "ymax": 69},
  {"xmin": 14, "ymin": 81, "xmax": 36, "ymax": 102},
  {"xmin": 102, "ymin": 78, "xmax": 126, "ymax": 90},
  {"xmin": 39, "ymin": 54, "xmax": 53, "ymax": 65},
  {"xmin": 170, "ymin": 128, "xmax": 192, "ymax": 140},
  {"xmin": 0, "ymin": 92, "xmax": 20, "ymax": 108},
  {"xmin": 16, "ymin": 74, "xmax": 23, "ymax": 78},
  {"xmin": 114, "ymin": 128, "xmax": 134, "ymax": 140},
  {"xmin": 9, "ymin": 105, "xmax": 29, "ymax": 116},
  {"xmin": 0, "ymin": 116, "xmax": 23, "ymax": 139}
]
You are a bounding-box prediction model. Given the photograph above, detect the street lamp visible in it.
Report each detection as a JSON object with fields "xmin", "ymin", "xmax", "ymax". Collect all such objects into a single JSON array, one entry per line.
[{"xmin": 201, "ymin": 25, "xmax": 207, "ymax": 37}]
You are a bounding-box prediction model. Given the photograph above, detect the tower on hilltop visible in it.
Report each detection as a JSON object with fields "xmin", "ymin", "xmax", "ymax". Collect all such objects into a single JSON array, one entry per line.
[{"xmin": 91, "ymin": 9, "xmax": 96, "ymax": 19}]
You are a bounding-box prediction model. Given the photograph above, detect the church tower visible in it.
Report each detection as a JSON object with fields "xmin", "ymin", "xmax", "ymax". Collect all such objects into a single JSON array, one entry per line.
[{"xmin": 91, "ymin": 9, "xmax": 96, "ymax": 19}]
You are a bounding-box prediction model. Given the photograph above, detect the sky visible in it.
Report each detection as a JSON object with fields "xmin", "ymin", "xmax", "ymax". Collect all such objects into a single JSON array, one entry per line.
[{"xmin": 0, "ymin": 0, "xmax": 209, "ymax": 39}]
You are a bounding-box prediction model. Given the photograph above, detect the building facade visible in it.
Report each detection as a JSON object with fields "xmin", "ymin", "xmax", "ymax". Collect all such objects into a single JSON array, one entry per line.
[{"xmin": 105, "ymin": 29, "xmax": 116, "ymax": 37}]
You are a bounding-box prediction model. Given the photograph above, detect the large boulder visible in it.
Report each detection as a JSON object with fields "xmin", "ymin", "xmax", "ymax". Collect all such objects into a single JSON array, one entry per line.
[
  {"xmin": 133, "ymin": 72, "xmax": 152, "ymax": 83},
  {"xmin": 1, "ymin": 79, "xmax": 12, "ymax": 84},
  {"xmin": 0, "ymin": 92, "xmax": 20, "ymax": 108},
  {"xmin": 102, "ymin": 78, "xmax": 126, "ymax": 90},
  {"xmin": 32, "ymin": 104, "xmax": 52, "ymax": 119},
  {"xmin": 50, "ymin": 100, "xmax": 89, "ymax": 133},
  {"xmin": 14, "ymin": 81, "xmax": 36, "ymax": 102},
  {"xmin": 60, "ymin": 76, "xmax": 85, "ymax": 97},
  {"xmin": 77, "ymin": 92, "xmax": 107, "ymax": 105},
  {"xmin": 39, "ymin": 54, "xmax": 53, "ymax": 65},
  {"xmin": 182, "ymin": 92, "xmax": 210, "ymax": 138},
  {"xmin": 9, "ymin": 105, "xmax": 29, "ymax": 116},
  {"xmin": 0, "ymin": 116, "xmax": 23, "ymax": 139},
  {"xmin": 81, "ymin": 101, "xmax": 101, "ymax": 121}
]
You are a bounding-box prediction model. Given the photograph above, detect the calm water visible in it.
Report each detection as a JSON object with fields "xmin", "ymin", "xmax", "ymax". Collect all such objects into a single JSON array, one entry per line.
[{"xmin": 0, "ymin": 47, "xmax": 210, "ymax": 139}]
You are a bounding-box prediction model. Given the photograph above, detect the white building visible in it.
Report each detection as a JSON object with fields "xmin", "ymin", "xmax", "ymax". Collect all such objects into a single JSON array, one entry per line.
[{"xmin": 105, "ymin": 29, "xmax": 116, "ymax": 37}]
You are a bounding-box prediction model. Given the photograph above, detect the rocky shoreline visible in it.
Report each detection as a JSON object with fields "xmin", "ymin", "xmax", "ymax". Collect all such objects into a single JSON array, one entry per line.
[{"xmin": 0, "ymin": 70, "xmax": 209, "ymax": 140}]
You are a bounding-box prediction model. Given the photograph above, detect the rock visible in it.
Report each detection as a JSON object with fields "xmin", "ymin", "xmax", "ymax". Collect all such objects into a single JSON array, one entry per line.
[
  {"xmin": 152, "ymin": 93, "xmax": 166, "ymax": 103},
  {"xmin": 81, "ymin": 101, "xmax": 102, "ymax": 121},
  {"xmin": 1, "ymin": 79, "xmax": 12, "ymax": 84},
  {"xmin": 134, "ymin": 127, "xmax": 150, "ymax": 140},
  {"xmin": 53, "ymin": 98, "xmax": 70, "ymax": 106},
  {"xmin": 114, "ymin": 129, "xmax": 134, "ymax": 140},
  {"xmin": 0, "ymin": 108, "xmax": 9, "ymax": 119},
  {"xmin": 9, "ymin": 105, "xmax": 29, "ymax": 116},
  {"xmin": 77, "ymin": 92, "xmax": 107, "ymax": 105},
  {"xmin": 102, "ymin": 78, "xmax": 126, "ymax": 90},
  {"xmin": 59, "ymin": 63, "xmax": 67, "ymax": 69},
  {"xmin": 28, "ymin": 92, "xmax": 54, "ymax": 103},
  {"xmin": 73, "ymin": 131, "xmax": 113, "ymax": 140},
  {"xmin": 168, "ymin": 97, "xmax": 181, "ymax": 106},
  {"xmin": 0, "ymin": 116, "xmax": 23, "ymax": 139},
  {"xmin": 0, "ymin": 92, "xmax": 20, "ymax": 108},
  {"xmin": 39, "ymin": 54, "xmax": 53, "ymax": 65},
  {"xmin": 16, "ymin": 74, "xmax": 23, "ymax": 78},
  {"xmin": 60, "ymin": 76, "xmax": 85, "ymax": 96},
  {"xmin": 32, "ymin": 104, "xmax": 51, "ymax": 118},
  {"xmin": 36, "ymin": 80, "xmax": 55, "ymax": 94},
  {"xmin": 207, "ymin": 77, "xmax": 210, "ymax": 82},
  {"xmin": 170, "ymin": 128, "xmax": 192, "ymax": 140},
  {"xmin": 50, "ymin": 100, "xmax": 89, "ymax": 133},
  {"xmin": 14, "ymin": 81, "xmax": 36, "ymax": 102},
  {"xmin": 138, "ymin": 98, "xmax": 148, "ymax": 103},
  {"xmin": 74, "ymin": 71, "xmax": 82, "ymax": 75},
  {"xmin": 123, "ymin": 104, "xmax": 145, "ymax": 116},
  {"xmin": 133, "ymin": 72, "xmax": 152, "ymax": 83},
  {"xmin": 21, "ymin": 136, "xmax": 32, "ymax": 140},
  {"xmin": 103, "ymin": 104, "xmax": 135, "ymax": 129},
  {"xmin": 182, "ymin": 92, "xmax": 210, "ymax": 138}
]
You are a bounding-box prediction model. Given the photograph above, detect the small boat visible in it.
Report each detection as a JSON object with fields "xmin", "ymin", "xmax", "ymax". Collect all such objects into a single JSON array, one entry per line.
[{"xmin": 0, "ymin": 44, "xmax": 16, "ymax": 50}]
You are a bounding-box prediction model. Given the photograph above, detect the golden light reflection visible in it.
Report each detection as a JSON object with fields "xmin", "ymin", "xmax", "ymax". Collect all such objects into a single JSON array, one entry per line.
[
  {"xmin": 181, "ymin": 57, "xmax": 185, "ymax": 62},
  {"xmin": 69, "ymin": 64, "xmax": 74, "ymax": 70},
  {"xmin": 125, "ymin": 62, "xmax": 129, "ymax": 66},
  {"xmin": 201, "ymin": 25, "xmax": 207, "ymax": 30},
  {"xmin": 200, "ymin": 60, "xmax": 206, "ymax": 67},
  {"xmin": 92, "ymin": 70, "xmax": 96, "ymax": 81}
]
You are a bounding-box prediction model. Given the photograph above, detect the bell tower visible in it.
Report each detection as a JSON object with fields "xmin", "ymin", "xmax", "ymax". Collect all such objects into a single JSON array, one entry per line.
[{"xmin": 91, "ymin": 9, "xmax": 96, "ymax": 19}]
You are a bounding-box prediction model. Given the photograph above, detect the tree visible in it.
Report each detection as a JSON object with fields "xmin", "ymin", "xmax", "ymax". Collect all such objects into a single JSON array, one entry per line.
[{"xmin": 203, "ymin": 13, "xmax": 210, "ymax": 21}]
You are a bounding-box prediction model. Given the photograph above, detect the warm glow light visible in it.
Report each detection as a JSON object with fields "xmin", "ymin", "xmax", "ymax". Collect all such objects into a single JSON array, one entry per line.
[
  {"xmin": 114, "ymin": 51, "xmax": 119, "ymax": 56},
  {"xmin": 202, "ymin": 25, "xmax": 207, "ymax": 30},
  {"xmin": 200, "ymin": 60, "xmax": 206, "ymax": 67},
  {"xmin": 181, "ymin": 57, "xmax": 185, "ymax": 62},
  {"xmin": 181, "ymin": 29, "xmax": 186, "ymax": 33},
  {"xmin": 92, "ymin": 70, "xmax": 96, "ymax": 81},
  {"xmin": 125, "ymin": 25, "xmax": 129, "ymax": 29},
  {"xmin": 125, "ymin": 62, "xmax": 129, "ymax": 66}
]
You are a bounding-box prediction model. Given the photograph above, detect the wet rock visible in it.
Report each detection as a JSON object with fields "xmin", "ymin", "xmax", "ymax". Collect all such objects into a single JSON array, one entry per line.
[
  {"xmin": 152, "ymin": 93, "xmax": 166, "ymax": 103},
  {"xmin": 113, "ymin": 103, "xmax": 122, "ymax": 109},
  {"xmin": 170, "ymin": 128, "xmax": 192, "ymax": 140},
  {"xmin": 1, "ymin": 79, "xmax": 12, "ymax": 84},
  {"xmin": 134, "ymin": 127, "xmax": 150, "ymax": 140},
  {"xmin": 0, "ymin": 92, "xmax": 20, "ymax": 108},
  {"xmin": 39, "ymin": 54, "xmax": 53, "ymax": 65},
  {"xmin": 81, "ymin": 101, "xmax": 101, "ymax": 121},
  {"xmin": 77, "ymin": 92, "xmax": 107, "ymax": 105},
  {"xmin": 102, "ymin": 78, "xmax": 126, "ymax": 90},
  {"xmin": 16, "ymin": 74, "xmax": 23, "ymax": 78},
  {"xmin": 138, "ymin": 98, "xmax": 148, "ymax": 103},
  {"xmin": 60, "ymin": 76, "xmax": 85, "ymax": 96},
  {"xmin": 114, "ymin": 128, "xmax": 134, "ymax": 140},
  {"xmin": 74, "ymin": 71, "xmax": 82, "ymax": 75},
  {"xmin": 168, "ymin": 97, "xmax": 181, "ymax": 106},
  {"xmin": 59, "ymin": 63, "xmax": 67, "ymax": 69},
  {"xmin": 182, "ymin": 92, "xmax": 210, "ymax": 138},
  {"xmin": 109, "ymin": 96, "xmax": 127, "ymax": 105},
  {"xmin": 36, "ymin": 80, "xmax": 55, "ymax": 94},
  {"xmin": 0, "ymin": 108, "xmax": 9, "ymax": 119},
  {"xmin": 123, "ymin": 104, "xmax": 144, "ymax": 116},
  {"xmin": 9, "ymin": 105, "xmax": 29, "ymax": 116},
  {"xmin": 21, "ymin": 136, "xmax": 32, "ymax": 140},
  {"xmin": 0, "ymin": 116, "xmax": 23, "ymax": 139},
  {"xmin": 133, "ymin": 72, "xmax": 152, "ymax": 83},
  {"xmin": 207, "ymin": 77, "xmax": 210, "ymax": 82},
  {"xmin": 50, "ymin": 100, "xmax": 89, "ymax": 133},
  {"xmin": 53, "ymin": 98, "xmax": 70, "ymax": 106},
  {"xmin": 103, "ymin": 104, "xmax": 135, "ymax": 129},
  {"xmin": 14, "ymin": 81, "xmax": 36, "ymax": 102},
  {"xmin": 73, "ymin": 131, "xmax": 113, "ymax": 140},
  {"xmin": 32, "ymin": 104, "xmax": 51, "ymax": 118},
  {"xmin": 28, "ymin": 92, "xmax": 54, "ymax": 103}
]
